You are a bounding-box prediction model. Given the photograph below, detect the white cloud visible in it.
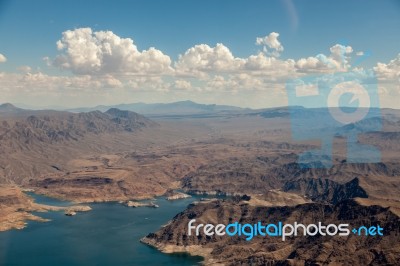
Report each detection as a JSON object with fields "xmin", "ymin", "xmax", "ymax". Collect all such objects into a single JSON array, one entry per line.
[
  {"xmin": 102, "ymin": 75, "xmax": 123, "ymax": 88},
  {"xmin": 173, "ymin": 79, "xmax": 192, "ymax": 90},
  {"xmin": 0, "ymin": 71, "xmax": 124, "ymax": 95},
  {"xmin": 4, "ymin": 27, "xmax": 399, "ymax": 109},
  {"xmin": 374, "ymin": 53, "xmax": 400, "ymax": 82},
  {"xmin": 244, "ymin": 52, "xmax": 296, "ymax": 80},
  {"xmin": 356, "ymin": 51, "xmax": 364, "ymax": 56},
  {"xmin": 47, "ymin": 30, "xmax": 361, "ymax": 93},
  {"xmin": 205, "ymin": 75, "xmax": 226, "ymax": 91},
  {"xmin": 127, "ymin": 76, "xmax": 170, "ymax": 91},
  {"xmin": 256, "ymin": 32, "xmax": 284, "ymax": 57},
  {"xmin": 175, "ymin": 43, "xmax": 244, "ymax": 77},
  {"xmin": 296, "ymin": 54, "xmax": 334, "ymax": 73},
  {"xmin": 296, "ymin": 44, "xmax": 353, "ymax": 73},
  {"xmin": 17, "ymin": 65, "xmax": 32, "ymax": 73},
  {"xmin": 228, "ymin": 73, "xmax": 264, "ymax": 91},
  {"xmin": 329, "ymin": 44, "xmax": 353, "ymax": 67},
  {"xmin": 176, "ymin": 41, "xmax": 295, "ymax": 81},
  {"xmin": 52, "ymin": 28, "xmax": 173, "ymax": 75},
  {"xmin": 204, "ymin": 72, "xmax": 289, "ymax": 93},
  {"xmin": 0, "ymin": 53, "xmax": 7, "ymax": 63}
]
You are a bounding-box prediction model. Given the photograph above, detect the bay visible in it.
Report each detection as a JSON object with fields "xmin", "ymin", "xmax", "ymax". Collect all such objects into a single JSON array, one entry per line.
[{"xmin": 0, "ymin": 193, "xmax": 204, "ymax": 266}]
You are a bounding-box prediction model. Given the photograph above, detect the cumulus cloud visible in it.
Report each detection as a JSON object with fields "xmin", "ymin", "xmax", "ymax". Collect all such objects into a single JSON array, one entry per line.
[
  {"xmin": 228, "ymin": 73, "xmax": 264, "ymax": 91},
  {"xmin": 296, "ymin": 44, "xmax": 353, "ymax": 73},
  {"xmin": 0, "ymin": 71, "xmax": 124, "ymax": 95},
  {"xmin": 174, "ymin": 79, "xmax": 192, "ymax": 90},
  {"xmin": 0, "ymin": 53, "xmax": 7, "ymax": 63},
  {"xmin": 176, "ymin": 33, "xmax": 288, "ymax": 78},
  {"xmin": 127, "ymin": 76, "xmax": 170, "ymax": 91},
  {"xmin": 204, "ymin": 72, "xmax": 290, "ymax": 93},
  {"xmin": 46, "ymin": 29, "xmax": 363, "ymax": 93},
  {"xmin": 17, "ymin": 65, "xmax": 32, "ymax": 73},
  {"xmin": 374, "ymin": 54, "xmax": 400, "ymax": 82},
  {"xmin": 296, "ymin": 54, "xmax": 334, "ymax": 73},
  {"xmin": 330, "ymin": 44, "xmax": 353, "ymax": 66},
  {"xmin": 176, "ymin": 41, "xmax": 295, "ymax": 81},
  {"xmin": 244, "ymin": 52, "xmax": 296, "ymax": 80},
  {"xmin": 52, "ymin": 28, "xmax": 173, "ymax": 75},
  {"xmin": 206, "ymin": 75, "xmax": 226, "ymax": 91},
  {"xmin": 256, "ymin": 32, "xmax": 284, "ymax": 57},
  {"xmin": 175, "ymin": 43, "xmax": 244, "ymax": 77},
  {"xmin": 6, "ymin": 27, "xmax": 398, "ymax": 108}
]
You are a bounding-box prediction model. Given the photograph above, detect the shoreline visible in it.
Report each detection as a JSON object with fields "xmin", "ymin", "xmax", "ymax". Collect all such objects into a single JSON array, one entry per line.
[
  {"xmin": 0, "ymin": 203, "xmax": 93, "ymax": 232},
  {"xmin": 140, "ymin": 237, "xmax": 221, "ymax": 265},
  {"xmin": 0, "ymin": 186, "xmax": 229, "ymax": 233},
  {"xmin": 0, "ymin": 187, "xmax": 92, "ymax": 232},
  {"xmin": 0, "ymin": 188, "xmax": 213, "ymax": 233}
]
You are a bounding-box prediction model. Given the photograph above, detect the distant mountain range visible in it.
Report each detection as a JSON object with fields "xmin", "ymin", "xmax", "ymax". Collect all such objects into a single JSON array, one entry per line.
[
  {"xmin": 3, "ymin": 101, "xmax": 400, "ymax": 121},
  {"xmin": 0, "ymin": 103, "xmax": 155, "ymax": 148},
  {"xmin": 66, "ymin": 100, "xmax": 248, "ymax": 116}
]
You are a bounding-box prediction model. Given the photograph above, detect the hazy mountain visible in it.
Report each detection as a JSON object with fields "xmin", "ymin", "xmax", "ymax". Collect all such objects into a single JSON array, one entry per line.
[
  {"xmin": 67, "ymin": 100, "xmax": 247, "ymax": 116},
  {"xmin": 0, "ymin": 103, "xmax": 25, "ymax": 114},
  {"xmin": 0, "ymin": 107, "xmax": 155, "ymax": 150}
]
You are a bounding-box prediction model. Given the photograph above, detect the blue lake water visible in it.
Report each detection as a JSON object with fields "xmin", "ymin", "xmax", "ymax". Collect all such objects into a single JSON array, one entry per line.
[{"xmin": 0, "ymin": 193, "xmax": 204, "ymax": 266}]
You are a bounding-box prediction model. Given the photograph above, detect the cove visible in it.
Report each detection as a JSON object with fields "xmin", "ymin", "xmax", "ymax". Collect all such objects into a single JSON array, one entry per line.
[{"xmin": 0, "ymin": 193, "xmax": 205, "ymax": 266}]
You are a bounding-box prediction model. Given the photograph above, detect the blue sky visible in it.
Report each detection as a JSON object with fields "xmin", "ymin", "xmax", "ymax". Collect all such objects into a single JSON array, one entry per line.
[{"xmin": 0, "ymin": 0, "xmax": 399, "ymax": 108}]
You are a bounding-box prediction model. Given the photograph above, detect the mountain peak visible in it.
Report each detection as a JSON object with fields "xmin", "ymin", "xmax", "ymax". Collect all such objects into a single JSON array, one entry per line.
[
  {"xmin": 0, "ymin": 103, "xmax": 16, "ymax": 108},
  {"xmin": 106, "ymin": 108, "xmax": 136, "ymax": 118},
  {"xmin": 105, "ymin": 108, "xmax": 157, "ymax": 128},
  {"xmin": 0, "ymin": 103, "xmax": 22, "ymax": 112}
]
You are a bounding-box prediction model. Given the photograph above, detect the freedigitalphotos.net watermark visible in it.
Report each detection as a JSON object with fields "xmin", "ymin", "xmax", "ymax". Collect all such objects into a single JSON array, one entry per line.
[{"xmin": 188, "ymin": 219, "xmax": 384, "ymax": 241}]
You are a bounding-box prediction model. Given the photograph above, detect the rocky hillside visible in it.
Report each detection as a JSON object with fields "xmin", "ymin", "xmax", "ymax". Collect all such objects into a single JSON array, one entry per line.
[
  {"xmin": 182, "ymin": 155, "xmax": 400, "ymax": 202},
  {"xmin": 283, "ymin": 177, "xmax": 368, "ymax": 204},
  {"xmin": 142, "ymin": 198, "xmax": 400, "ymax": 265},
  {"xmin": 0, "ymin": 106, "xmax": 156, "ymax": 149},
  {"xmin": 0, "ymin": 105, "xmax": 158, "ymax": 185}
]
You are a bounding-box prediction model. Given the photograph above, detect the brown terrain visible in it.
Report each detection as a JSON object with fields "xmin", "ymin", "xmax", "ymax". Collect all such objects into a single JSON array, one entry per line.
[
  {"xmin": 0, "ymin": 185, "xmax": 91, "ymax": 231},
  {"xmin": 142, "ymin": 198, "xmax": 400, "ymax": 265},
  {"xmin": 0, "ymin": 102, "xmax": 400, "ymax": 265}
]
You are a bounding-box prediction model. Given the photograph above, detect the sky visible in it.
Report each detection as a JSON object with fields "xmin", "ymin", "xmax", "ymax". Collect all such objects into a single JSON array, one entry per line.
[{"xmin": 0, "ymin": 0, "xmax": 399, "ymax": 109}]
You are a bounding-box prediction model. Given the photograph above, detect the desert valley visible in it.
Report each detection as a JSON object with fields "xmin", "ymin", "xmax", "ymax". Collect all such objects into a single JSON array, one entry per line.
[{"xmin": 0, "ymin": 101, "xmax": 399, "ymax": 265}]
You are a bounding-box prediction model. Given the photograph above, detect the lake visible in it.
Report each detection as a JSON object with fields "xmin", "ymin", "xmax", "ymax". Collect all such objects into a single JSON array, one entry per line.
[{"xmin": 0, "ymin": 193, "xmax": 204, "ymax": 266}]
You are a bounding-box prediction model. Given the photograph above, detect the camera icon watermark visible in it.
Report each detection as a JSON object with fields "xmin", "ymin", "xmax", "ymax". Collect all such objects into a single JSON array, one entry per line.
[{"xmin": 286, "ymin": 65, "xmax": 381, "ymax": 168}]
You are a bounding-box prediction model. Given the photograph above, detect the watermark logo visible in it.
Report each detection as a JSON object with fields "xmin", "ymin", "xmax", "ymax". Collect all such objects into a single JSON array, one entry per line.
[
  {"xmin": 188, "ymin": 219, "xmax": 384, "ymax": 241},
  {"xmin": 285, "ymin": 44, "xmax": 381, "ymax": 168}
]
